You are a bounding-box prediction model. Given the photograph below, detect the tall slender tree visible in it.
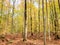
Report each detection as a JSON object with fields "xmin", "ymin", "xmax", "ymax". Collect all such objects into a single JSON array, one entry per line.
[
  {"xmin": 7, "ymin": 0, "xmax": 10, "ymax": 25},
  {"xmin": 1, "ymin": 0, "xmax": 4, "ymax": 21},
  {"xmin": 46, "ymin": 0, "xmax": 51, "ymax": 40},
  {"xmin": 7, "ymin": 0, "xmax": 11, "ymax": 33},
  {"xmin": 23, "ymin": 0, "xmax": 27, "ymax": 41},
  {"xmin": 30, "ymin": 0, "xmax": 33, "ymax": 36},
  {"xmin": 38, "ymin": 0, "xmax": 40, "ymax": 33},
  {"xmin": 49, "ymin": 0, "xmax": 55, "ymax": 40},
  {"xmin": 42, "ymin": 0, "xmax": 46, "ymax": 45},
  {"xmin": 53, "ymin": 0, "xmax": 59, "ymax": 39},
  {"xmin": 33, "ymin": 0, "xmax": 37, "ymax": 34},
  {"xmin": 11, "ymin": 0, "xmax": 16, "ymax": 33},
  {"xmin": 0, "ymin": 0, "xmax": 4, "ymax": 33},
  {"xmin": 49, "ymin": 0, "xmax": 55, "ymax": 35},
  {"xmin": 58, "ymin": 0, "xmax": 60, "ymax": 9}
]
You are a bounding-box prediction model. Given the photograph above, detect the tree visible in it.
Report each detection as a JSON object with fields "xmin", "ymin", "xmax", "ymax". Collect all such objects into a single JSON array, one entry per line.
[
  {"xmin": 38, "ymin": 0, "xmax": 40, "ymax": 33},
  {"xmin": 46, "ymin": 0, "xmax": 51, "ymax": 40},
  {"xmin": 11, "ymin": 0, "xmax": 16, "ymax": 33},
  {"xmin": 7, "ymin": 0, "xmax": 10, "ymax": 25},
  {"xmin": 42, "ymin": 0, "xmax": 46, "ymax": 45},
  {"xmin": 49, "ymin": 0, "xmax": 55, "ymax": 36},
  {"xmin": 58, "ymin": 0, "xmax": 60, "ymax": 9},
  {"xmin": 23, "ymin": 0, "xmax": 27, "ymax": 41},
  {"xmin": 53, "ymin": 0, "xmax": 59, "ymax": 39},
  {"xmin": 30, "ymin": 0, "xmax": 33, "ymax": 36},
  {"xmin": 0, "ymin": 0, "xmax": 4, "ymax": 34}
]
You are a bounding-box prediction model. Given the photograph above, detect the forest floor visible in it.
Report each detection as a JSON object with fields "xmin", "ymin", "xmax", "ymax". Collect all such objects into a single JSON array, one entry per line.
[{"xmin": 0, "ymin": 32, "xmax": 60, "ymax": 45}]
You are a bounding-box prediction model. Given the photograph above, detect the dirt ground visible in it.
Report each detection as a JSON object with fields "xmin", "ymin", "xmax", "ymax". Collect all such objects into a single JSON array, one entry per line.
[{"xmin": 0, "ymin": 32, "xmax": 60, "ymax": 45}]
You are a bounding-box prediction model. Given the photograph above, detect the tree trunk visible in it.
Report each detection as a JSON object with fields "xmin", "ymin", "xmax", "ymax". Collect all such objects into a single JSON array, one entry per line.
[
  {"xmin": 46, "ymin": 0, "xmax": 51, "ymax": 40},
  {"xmin": 58, "ymin": 0, "xmax": 60, "ymax": 9},
  {"xmin": 53, "ymin": 0, "xmax": 59, "ymax": 39},
  {"xmin": 30, "ymin": 0, "xmax": 33, "ymax": 36},
  {"xmin": 11, "ymin": 0, "xmax": 16, "ymax": 34},
  {"xmin": 42, "ymin": 0, "xmax": 46, "ymax": 45},
  {"xmin": 49, "ymin": 0, "xmax": 55, "ymax": 35},
  {"xmin": 7, "ymin": 0, "xmax": 10, "ymax": 25},
  {"xmin": 23, "ymin": 0, "xmax": 27, "ymax": 41},
  {"xmin": 0, "ymin": 0, "xmax": 4, "ymax": 34},
  {"xmin": 38, "ymin": 0, "xmax": 40, "ymax": 33}
]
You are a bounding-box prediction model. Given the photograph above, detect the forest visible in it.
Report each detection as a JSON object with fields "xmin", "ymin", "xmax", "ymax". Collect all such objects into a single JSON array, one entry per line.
[{"xmin": 0, "ymin": 0, "xmax": 60, "ymax": 45}]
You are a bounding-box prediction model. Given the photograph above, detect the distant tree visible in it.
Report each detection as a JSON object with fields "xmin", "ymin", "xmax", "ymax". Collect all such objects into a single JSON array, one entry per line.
[
  {"xmin": 11, "ymin": 0, "xmax": 16, "ymax": 33},
  {"xmin": 49, "ymin": 0, "xmax": 55, "ymax": 40},
  {"xmin": 0, "ymin": 0, "xmax": 4, "ymax": 34},
  {"xmin": 33, "ymin": 0, "xmax": 37, "ymax": 34},
  {"xmin": 38, "ymin": 0, "xmax": 40, "ymax": 33},
  {"xmin": 53, "ymin": 0, "xmax": 59, "ymax": 39},
  {"xmin": 7, "ymin": 0, "xmax": 10, "ymax": 25},
  {"xmin": 1, "ymin": 0, "xmax": 4, "ymax": 19},
  {"xmin": 58, "ymin": 0, "xmax": 60, "ymax": 9},
  {"xmin": 46, "ymin": 0, "xmax": 51, "ymax": 40},
  {"xmin": 49, "ymin": 0, "xmax": 55, "ymax": 35},
  {"xmin": 30, "ymin": 0, "xmax": 33, "ymax": 36}
]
